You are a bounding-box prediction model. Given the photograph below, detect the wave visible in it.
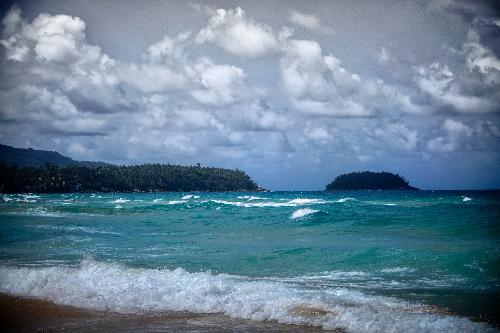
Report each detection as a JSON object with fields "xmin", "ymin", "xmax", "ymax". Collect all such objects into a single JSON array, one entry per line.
[
  {"xmin": 20, "ymin": 194, "xmax": 41, "ymax": 199},
  {"xmin": 32, "ymin": 224, "xmax": 121, "ymax": 235},
  {"xmin": 181, "ymin": 195, "xmax": 200, "ymax": 200},
  {"xmin": 291, "ymin": 208, "xmax": 319, "ymax": 219},
  {"xmin": 0, "ymin": 259, "xmax": 494, "ymax": 332},
  {"xmin": 271, "ymin": 270, "xmax": 480, "ymax": 291},
  {"xmin": 334, "ymin": 198, "xmax": 356, "ymax": 203},
  {"xmin": 112, "ymin": 198, "xmax": 129, "ymax": 204},
  {"xmin": 23, "ymin": 207, "xmax": 64, "ymax": 217},
  {"xmin": 463, "ymin": 196, "xmax": 472, "ymax": 202},
  {"xmin": 211, "ymin": 198, "xmax": 327, "ymax": 208},
  {"xmin": 237, "ymin": 195, "xmax": 268, "ymax": 201}
]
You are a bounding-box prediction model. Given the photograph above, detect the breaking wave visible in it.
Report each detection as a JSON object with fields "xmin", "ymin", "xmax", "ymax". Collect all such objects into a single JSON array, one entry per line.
[
  {"xmin": 291, "ymin": 208, "xmax": 319, "ymax": 219},
  {"xmin": 0, "ymin": 259, "xmax": 494, "ymax": 333}
]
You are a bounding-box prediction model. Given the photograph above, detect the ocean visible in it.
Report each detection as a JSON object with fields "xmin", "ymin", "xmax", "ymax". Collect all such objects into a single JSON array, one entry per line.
[{"xmin": 0, "ymin": 191, "xmax": 499, "ymax": 332}]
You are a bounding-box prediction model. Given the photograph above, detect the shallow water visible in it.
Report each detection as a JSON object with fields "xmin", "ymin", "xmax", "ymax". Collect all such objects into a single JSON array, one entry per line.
[{"xmin": 0, "ymin": 191, "xmax": 499, "ymax": 332}]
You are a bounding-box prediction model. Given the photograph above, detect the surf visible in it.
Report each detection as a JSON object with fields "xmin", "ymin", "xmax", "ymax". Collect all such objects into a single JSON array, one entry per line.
[{"xmin": 0, "ymin": 258, "xmax": 495, "ymax": 333}]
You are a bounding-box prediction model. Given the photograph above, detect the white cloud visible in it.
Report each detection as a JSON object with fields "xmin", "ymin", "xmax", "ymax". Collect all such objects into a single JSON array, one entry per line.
[
  {"xmin": 196, "ymin": 7, "xmax": 278, "ymax": 57},
  {"xmin": 427, "ymin": 119, "xmax": 472, "ymax": 152},
  {"xmin": 378, "ymin": 46, "xmax": 390, "ymax": 64},
  {"xmin": 416, "ymin": 62, "xmax": 496, "ymax": 113},
  {"xmin": 146, "ymin": 31, "xmax": 191, "ymax": 64},
  {"xmin": 415, "ymin": 18, "xmax": 500, "ymax": 114},
  {"xmin": 188, "ymin": 58, "xmax": 251, "ymax": 105},
  {"xmin": 118, "ymin": 63, "xmax": 187, "ymax": 93},
  {"xmin": 303, "ymin": 124, "xmax": 331, "ymax": 144},
  {"xmin": 289, "ymin": 11, "xmax": 320, "ymax": 30},
  {"xmin": 280, "ymin": 38, "xmax": 422, "ymax": 116},
  {"xmin": 464, "ymin": 26, "xmax": 500, "ymax": 85},
  {"xmin": 288, "ymin": 10, "xmax": 334, "ymax": 34},
  {"xmin": 22, "ymin": 85, "xmax": 78, "ymax": 119},
  {"xmin": 26, "ymin": 13, "xmax": 86, "ymax": 63}
]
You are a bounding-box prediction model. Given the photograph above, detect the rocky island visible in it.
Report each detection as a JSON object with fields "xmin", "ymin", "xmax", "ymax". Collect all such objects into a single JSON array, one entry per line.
[{"xmin": 326, "ymin": 171, "xmax": 418, "ymax": 190}]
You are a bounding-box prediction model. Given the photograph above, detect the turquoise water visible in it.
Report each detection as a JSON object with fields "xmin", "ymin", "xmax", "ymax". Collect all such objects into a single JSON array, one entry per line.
[{"xmin": 0, "ymin": 191, "xmax": 499, "ymax": 332}]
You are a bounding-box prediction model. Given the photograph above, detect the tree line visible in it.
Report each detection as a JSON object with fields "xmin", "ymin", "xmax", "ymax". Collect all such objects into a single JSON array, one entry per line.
[
  {"xmin": 0, "ymin": 163, "xmax": 260, "ymax": 193},
  {"xmin": 326, "ymin": 171, "xmax": 416, "ymax": 190}
]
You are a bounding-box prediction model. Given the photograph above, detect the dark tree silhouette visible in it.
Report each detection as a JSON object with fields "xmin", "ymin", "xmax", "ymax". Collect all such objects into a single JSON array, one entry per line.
[
  {"xmin": 326, "ymin": 171, "xmax": 417, "ymax": 190},
  {"xmin": 0, "ymin": 163, "xmax": 260, "ymax": 193}
]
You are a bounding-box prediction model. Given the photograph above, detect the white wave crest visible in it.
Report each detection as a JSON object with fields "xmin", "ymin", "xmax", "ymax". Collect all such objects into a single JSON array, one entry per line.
[
  {"xmin": 167, "ymin": 200, "xmax": 186, "ymax": 205},
  {"xmin": 462, "ymin": 196, "xmax": 472, "ymax": 202},
  {"xmin": 335, "ymin": 198, "xmax": 355, "ymax": 203},
  {"xmin": 291, "ymin": 208, "xmax": 319, "ymax": 219},
  {"xmin": 113, "ymin": 198, "xmax": 129, "ymax": 204},
  {"xmin": 25, "ymin": 207, "xmax": 63, "ymax": 217},
  {"xmin": 211, "ymin": 198, "xmax": 327, "ymax": 208},
  {"xmin": 181, "ymin": 195, "xmax": 200, "ymax": 200},
  {"xmin": 237, "ymin": 195, "xmax": 268, "ymax": 201},
  {"xmin": 20, "ymin": 194, "xmax": 41, "ymax": 199},
  {"xmin": 0, "ymin": 259, "xmax": 493, "ymax": 333},
  {"xmin": 288, "ymin": 198, "xmax": 324, "ymax": 205}
]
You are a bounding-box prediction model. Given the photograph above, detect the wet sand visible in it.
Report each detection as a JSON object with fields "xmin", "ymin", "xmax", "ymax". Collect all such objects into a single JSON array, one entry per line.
[{"xmin": 0, "ymin": 293, "xmax": 330, "ymax": 332}]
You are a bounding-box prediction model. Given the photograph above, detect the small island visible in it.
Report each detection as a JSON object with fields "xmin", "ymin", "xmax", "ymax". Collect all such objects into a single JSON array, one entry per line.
[{"xmin": 326, "ymin": 171, "xmax": 418, "ymax": 190}]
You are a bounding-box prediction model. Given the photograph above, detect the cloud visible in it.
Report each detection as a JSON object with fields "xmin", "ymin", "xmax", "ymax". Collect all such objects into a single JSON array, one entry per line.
[
  {"xmin": 188, "ymin": 58, "xmax": 254, "ymax": 106},
  {"xmin": 0, "ymin": 11, "xmax": 87, "ymax": 63},
  {"xmin": 425, "ymin": 118, "xmax": 500, "ymax": 154},
  {"xmin": 378, "ymin": 46, "xmax": 390, "ymax": 64},
  {"xmin": 289, "ymin": 11, "xmax": 320, "ymax": 30},
  {"xmin": 288, "ymin": 10, "xmax": 334, "ymax": 34},
  {"xmin": 427, "ymin": 119, "xmax": 472, "ymax": 152},
  {"xmin": 416, "ymin": 62, "xmax": 492, "ymax": 113},
  {"xmin": 196, "ymin": 7, "xmax": 278, "ymax": 57},
  {"xmin": 415, "ymin": 18, "xmax": 500, "ymax": 114},
  {"xmin": 303, "ymin": 124, "xmax": 331, "ymax": 144},
  {"xmin": 464, "ymin": 22, "xmax": 500, "ymax": 84},
  {"xmin": 280, "ymin": 38, "xmax": 424, "ymax": 116},
  {"xmin": 1, "ymin": 3, "xmax": 499, "ymax": 189},
  {"xmin": 22, "ymin": 85, "xmax": 78, "ymax": 119},
  {"xmin": 118, "ymin": 63, "xmax": 187, "ymax": 93},
  {"xmin": 374, "ymin": 122, "xmax": 418, "ymax": 151},
  {"xmin": 145, "ymin": 31, "xmax": 191, "ymax": 64}
]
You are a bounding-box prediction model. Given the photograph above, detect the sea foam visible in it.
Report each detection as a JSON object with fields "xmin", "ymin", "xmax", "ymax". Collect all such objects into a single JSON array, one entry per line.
[
  {"xmin": 291, "ymin": 208, "xmax": 319, "ymax": 219},
  {"xmin": 181, "ymin": 195, "xmax": 200, "ymax": 200},
  {"xmin": 335, "ymin": 198, "xmax": 356, "ymax": 203},
  {"xmin": 211, "ymin": 198, "xmax": 327, "ymax": 208},
  {"xmin": 0, "ymin": 259, "xmax": 493, "ymax": 333}
]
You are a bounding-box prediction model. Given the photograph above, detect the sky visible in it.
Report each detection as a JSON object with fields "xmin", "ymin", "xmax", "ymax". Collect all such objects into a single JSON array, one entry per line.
[{"xmin": 0, "ymin": 0, "xmax": 499, "ymax": 190}]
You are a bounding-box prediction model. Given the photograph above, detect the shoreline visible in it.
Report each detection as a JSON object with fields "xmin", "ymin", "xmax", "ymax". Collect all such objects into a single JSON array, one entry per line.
[{"xmin": 0, "ymin": 293, "xmax": 327, "ymax": 333}]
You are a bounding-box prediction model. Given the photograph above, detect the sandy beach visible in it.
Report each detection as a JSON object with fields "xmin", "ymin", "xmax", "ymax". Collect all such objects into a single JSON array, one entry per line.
[{"xmin": 0, "ymin": 293, "xmax": 329, "ymax": 333}]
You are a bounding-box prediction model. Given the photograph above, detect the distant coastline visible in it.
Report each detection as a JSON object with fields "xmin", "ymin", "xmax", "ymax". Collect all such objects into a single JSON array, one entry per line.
[{"xmin": 0, "ymin": 144, "xmax": 263, "ymax": 193}]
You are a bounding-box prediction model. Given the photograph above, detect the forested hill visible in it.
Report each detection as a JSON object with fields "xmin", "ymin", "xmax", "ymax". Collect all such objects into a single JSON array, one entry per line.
[
  {"xmin": 326, "ymin": 171, "xmax": 417, "ymax": 190},
  {"xmin": 0, "ymin": 144, "xmax": 77, "ymax": 167},
  {"xmin": 0, "ymin": 145, "xmax": 261, "ymax": 193},
  {"xmin": 0, "ymin": 144, "xmax": 106, "ymax": 168}
]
